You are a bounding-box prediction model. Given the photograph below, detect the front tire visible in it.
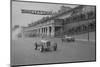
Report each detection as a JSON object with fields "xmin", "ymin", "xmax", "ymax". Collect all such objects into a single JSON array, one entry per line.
[{"xmin": 40, "ymin": 46, "xmax": 44, "ymax": 52}]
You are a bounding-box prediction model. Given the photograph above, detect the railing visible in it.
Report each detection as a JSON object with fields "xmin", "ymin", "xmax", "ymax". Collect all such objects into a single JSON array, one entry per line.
[
  {"xmin": 64, "ymin": 11, "xmax": 96, "ymax": 24},
  {"xmin": 65, "ymin": 21, "xmax": 96, "ymax": 36}
]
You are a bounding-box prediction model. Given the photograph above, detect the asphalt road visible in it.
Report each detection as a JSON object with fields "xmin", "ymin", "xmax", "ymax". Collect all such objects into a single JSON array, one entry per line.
[{"xmin": 11, "ymin": 37, "xmax": 96, "ymax": 66}]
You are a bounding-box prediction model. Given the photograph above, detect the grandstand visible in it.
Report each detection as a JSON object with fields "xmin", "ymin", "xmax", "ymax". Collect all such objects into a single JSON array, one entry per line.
[{"xmin": 22, "ymin": 5, "xmax": 96, "ymax": 41}]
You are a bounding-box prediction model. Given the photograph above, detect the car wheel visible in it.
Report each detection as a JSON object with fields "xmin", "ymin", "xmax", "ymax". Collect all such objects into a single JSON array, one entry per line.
[
  {"xmin": 53, "ymin": 43, "xmax": 57, "ymax": 51},
  {"xmin": 54, "ymin": 47, "xmax": 57, "ymax": 51},
  {"xmin": 72, "ymin": 39, "xmax": 75, "ymax": 42},
  {"xmin": 40, "ymin": 47, "xmax": 43, "ymax": 52},
  {"xmin": 34, "ymin": 43, "xmax": 37, "ymax": 50}
]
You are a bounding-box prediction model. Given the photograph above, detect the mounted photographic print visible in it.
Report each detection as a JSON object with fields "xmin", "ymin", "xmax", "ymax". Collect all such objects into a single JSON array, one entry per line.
[{"xmin": 11, "ymin": 0, "xmax": 96, "ymax": 66}]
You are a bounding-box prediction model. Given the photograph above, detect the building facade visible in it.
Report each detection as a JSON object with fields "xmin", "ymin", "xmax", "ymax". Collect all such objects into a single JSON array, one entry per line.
[{"xmin": 22, "ymin": 5, "xmax": 96, "ymax": 38}]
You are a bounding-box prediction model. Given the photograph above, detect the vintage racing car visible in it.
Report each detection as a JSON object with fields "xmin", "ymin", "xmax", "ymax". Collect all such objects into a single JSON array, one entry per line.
[
  {"xmin": 34, "ymin": 40, "xmax": 57, "ymax": 52},
  {"xmin": 62, "ymin": 35, "xmax": 75, "ymax": 42}
]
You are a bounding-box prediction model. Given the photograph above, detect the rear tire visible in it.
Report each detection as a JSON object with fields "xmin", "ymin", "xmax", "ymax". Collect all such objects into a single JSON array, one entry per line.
[
  {"xmin": 72, "ymin": 38, "xmax": 75, "ymax": 42},
  {"xmin": 53, "ymin": 43, "xmax": 57, "ymax": 51},
  {"xmin": 34, "ymin": 42, "xmax": 37, "ymax": 50},
  {"xmin": 54, "ymin": 47, "xmax": 57, "ymax": 51}
]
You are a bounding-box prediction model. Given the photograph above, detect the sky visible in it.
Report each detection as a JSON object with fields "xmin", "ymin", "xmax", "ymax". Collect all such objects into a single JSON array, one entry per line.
[{"xmin": 12, "ymin": 1, "xmax": 77, "ymax": 27}]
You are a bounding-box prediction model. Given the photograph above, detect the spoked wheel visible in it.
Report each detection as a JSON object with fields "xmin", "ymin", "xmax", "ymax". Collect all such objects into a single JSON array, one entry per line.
[
  {"xmin": 39, "ymin": 46, "xmax": 44, "ymax": 52},
  {"xmin": 54, "ymin": 46, "xmax": 57, "ymax": 51},
  {"xmin": 34, "ymin": 42, "xmax": 37, "ymax": 50},
  {"xmin": 53, "ymin": 43, "xmax": 57, "ymax": 51}
]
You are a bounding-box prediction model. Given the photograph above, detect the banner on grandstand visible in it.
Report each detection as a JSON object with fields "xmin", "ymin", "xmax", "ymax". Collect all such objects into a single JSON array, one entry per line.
[{"xmin": 21, "ymin": 9, "xmax": 54, "ymax": 15}]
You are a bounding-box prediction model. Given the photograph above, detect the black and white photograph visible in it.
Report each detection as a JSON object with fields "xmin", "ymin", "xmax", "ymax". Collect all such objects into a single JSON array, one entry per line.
[{"xmin": 11, "ymin": 0, "xmax": 96, "ymax": 66}]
